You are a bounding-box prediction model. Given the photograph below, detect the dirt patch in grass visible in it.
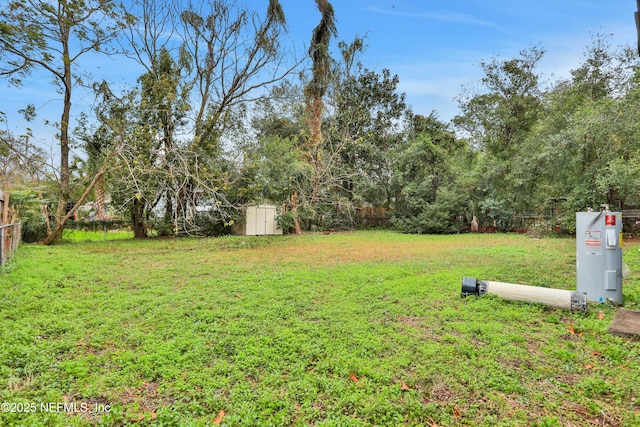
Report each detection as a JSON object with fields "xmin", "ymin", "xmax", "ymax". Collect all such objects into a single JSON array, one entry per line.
[
  {"xmin": 238, "ymin": 231, "xmax": 530, "ymax": 267},
  {"xmin": 426, "ymin": 381, "xmax": 457, "ymax": 403},
  {"xmin": 396, "ymin": 316, "xmax": 424, "ymax": 329}
]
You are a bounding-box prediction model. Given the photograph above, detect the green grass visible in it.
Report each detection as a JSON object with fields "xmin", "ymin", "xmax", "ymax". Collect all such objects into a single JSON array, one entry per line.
[
  {"xmin": 1, "ymin": 231, "xmax": 639, "ymax": 426},
  {"xmin": 62, "ymin": 229, "xmax": 134, "ymax": 243}
]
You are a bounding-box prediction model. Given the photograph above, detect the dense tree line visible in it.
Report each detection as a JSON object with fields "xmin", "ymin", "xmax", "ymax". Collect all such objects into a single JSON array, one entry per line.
[{"xmin": 1, "ymin": 0, "xmax": 639, "ymax": 240}]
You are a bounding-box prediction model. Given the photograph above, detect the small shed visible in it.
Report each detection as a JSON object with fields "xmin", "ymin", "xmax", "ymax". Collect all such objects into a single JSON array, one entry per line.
[{"xmin": 232, "ymin": 204, "xmax": 283, "ymax": 236}]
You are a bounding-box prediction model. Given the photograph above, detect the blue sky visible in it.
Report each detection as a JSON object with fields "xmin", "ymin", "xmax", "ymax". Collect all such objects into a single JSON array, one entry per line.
[
  {"xmin": 1, "ymin": 0, "xmax": 637, "ymax": 152},
  {"xmin": 287, "ymin": 0, "xmax": 635, "ymax": 119}
]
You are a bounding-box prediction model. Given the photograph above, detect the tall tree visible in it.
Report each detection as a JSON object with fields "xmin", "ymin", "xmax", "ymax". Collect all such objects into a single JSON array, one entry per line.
[
  {"xmin": 89, "ymin": 85, "xmax": 163, "ymax": 238},
  {"xmin": 178, "ymin": 0, "xmax": 292, "ymax": 232},
  {"xmin": 327, "ymin": 37, "xmax": 407, "ymax": 208},
  {"xmin": 305, "ymin": 0, "xmax": 337, "ymax": 154},
  {"xmin": 391, "ymin": 113, "xmax": 471, "ymax": 234},
  {"xmin": 298, "ymin": 0, "xmax": 337, "ymax": 232},
  {"xmin": 137, "ymin": 47, "xmax": 189, "ymax": 233},
  {"xmin": 453, "ymin": 46, "xmax": 545, "ymax": 222},
  {"xmin": 533, "ymin": 39, "xmax": 640, "ymax": 214},
  {"xmin": 0, "ymin": 0, "xmax": 131, "ymax": 244},
  {"xmin": 454, "ymin": 46, "xmax": 545, "ymax": 157},
  {"xmin": 118, "ymin": 0, "xmax": 294, "ymax": 235},
  {"xmin": 179, "ymin": 0, "xmax": 291, "ymax": 151}
]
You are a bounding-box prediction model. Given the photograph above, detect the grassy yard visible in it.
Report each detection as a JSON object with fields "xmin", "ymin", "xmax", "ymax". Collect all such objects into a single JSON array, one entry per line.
[
  {"xmin": 61, "ymin": 229, "xmax": 134, "ymax": 243},
  {"xmin": 0, "ymin": 231, "xmax": 639, "ymax": 426}
]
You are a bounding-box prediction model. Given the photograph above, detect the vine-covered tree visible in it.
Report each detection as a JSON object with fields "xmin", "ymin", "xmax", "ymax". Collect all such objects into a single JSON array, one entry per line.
[
  {"xmin": 297, "ymin": 0, "xmax": 337, "ymax": 232},
  {"xmin": 305, "ymin": 0, "xmax": 337, "ymax": 155}
]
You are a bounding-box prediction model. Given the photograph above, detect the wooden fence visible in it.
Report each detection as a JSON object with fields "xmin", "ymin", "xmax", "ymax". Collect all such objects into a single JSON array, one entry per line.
[
  {"xmin": 0, "ymin": 223, "xmax": 22, "ymax": 267},
  {"xmin": 0, "ymin": 190, "xmax": 5, "ymax": 224}
]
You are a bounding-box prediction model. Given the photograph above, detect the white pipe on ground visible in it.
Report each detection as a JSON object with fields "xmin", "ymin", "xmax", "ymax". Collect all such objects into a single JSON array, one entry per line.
[{"xmin": 462, "ymin": 277, "xmax": 587, "ymax": 311}]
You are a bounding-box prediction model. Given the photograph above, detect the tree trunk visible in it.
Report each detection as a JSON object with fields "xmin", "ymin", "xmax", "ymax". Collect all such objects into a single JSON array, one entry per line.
[
  {"xmin": 1, "ymin": 192, "xmax": 9, "ymax": 225},
  {"xmin": 51, "ymin": 23, "xmax": 73, "ymax": 244},
  {"xmin": 306, "ymin": 97, "xmax": 323, "ymax": 227},
  {"xmin": 41, "ymin": 200, "xmax": 51, "ymax": 234},
  {"xmin": 42, "ymin": 166, "xmax": 107, "ymax": 245},
  {"xmin": 291, "ymin": 190, "xmax": 302, "ymax": 234},
  {"xmin": 164, "ymin": 188, "xmax": 174, "ymax": 235},
  {"xmin": 131, "ymin": 197, "xmax": 148, "ymax": 238},
  {"xmin": 163, "ymin": 121, "xmax": 175, "ymax": 235},
  {"xmin": 95, "ymin": 176, "xmax": 108, "ymax": 219}
]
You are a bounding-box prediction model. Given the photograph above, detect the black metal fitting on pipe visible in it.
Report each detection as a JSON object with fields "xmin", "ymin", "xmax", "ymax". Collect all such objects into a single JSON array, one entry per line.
[
  {"xmin": 461, "ymin": 277, "xmax": 479, "ymax": 296},
  {"xmin": 461, "ymin": 277, "xmax": 488, "ymax": 297}
]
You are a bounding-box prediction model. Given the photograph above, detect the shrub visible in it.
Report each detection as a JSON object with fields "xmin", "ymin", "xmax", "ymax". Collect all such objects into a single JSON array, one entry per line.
[
  {"xmin": 21, "ymin": 221, "xmax": 48, "ymax": 243},
  {"xmin": 8, "ymin": 190, "xmax": 49, "ymax": 243},
  {"xmin": 391, "ymin": 188, "xmax": 466, "ymax": 234},
  {"xmin": 478, "ymin": 198, "xmax": 516, "ymax": 232}
]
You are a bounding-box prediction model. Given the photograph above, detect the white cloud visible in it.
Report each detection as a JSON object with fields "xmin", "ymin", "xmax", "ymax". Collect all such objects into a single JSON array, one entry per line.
[{"xmin": 366, "ymin": 5, "xmax": 504, "ymax": 30}]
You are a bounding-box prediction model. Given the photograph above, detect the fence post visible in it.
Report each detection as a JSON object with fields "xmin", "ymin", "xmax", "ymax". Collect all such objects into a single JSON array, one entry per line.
[
  {"xmin": 1, "ymin": 191, "xmax": 8, "ymax": 225},
  {"xmin": 0, "ymin": 223, "xmax": 22, "ymax": 267},
  {"xmin": 0, "ymin": 225, "xmax": 5, "ymax": 267},
  {"xmin": 13, "ymin": 223, "xmax": 21, "ymax": 257}
]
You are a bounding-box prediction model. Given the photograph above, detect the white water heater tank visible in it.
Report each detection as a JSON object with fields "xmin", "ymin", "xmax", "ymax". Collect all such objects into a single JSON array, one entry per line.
[{"xmin": 576, "ymin": 210, "xmax": 623, "ymax": 304}]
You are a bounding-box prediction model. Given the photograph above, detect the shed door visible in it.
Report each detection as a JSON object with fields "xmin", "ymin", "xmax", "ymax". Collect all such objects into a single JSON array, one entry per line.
[
  {"xmin": 256, "ymin": 206, "xmax": 267, "ymax": 235},
  {"xmin": 264, "ymin": 206, "xmax": 276, "ymax": 234},
  {"xmin": 245, "ymin": 206, "xmax": 257, "ymax": 235}
]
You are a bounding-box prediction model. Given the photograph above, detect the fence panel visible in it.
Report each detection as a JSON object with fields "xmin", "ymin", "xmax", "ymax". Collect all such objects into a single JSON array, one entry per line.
[{"xmin": 0, "ymin": 223, "xmax": 22, "ymax": 267}]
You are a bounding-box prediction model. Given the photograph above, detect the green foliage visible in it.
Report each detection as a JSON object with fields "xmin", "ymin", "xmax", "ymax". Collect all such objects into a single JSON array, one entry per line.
[
  {"xmin": 247, "ymin": 51, "xmax": 411, "ymax": 232},
  {"xmin": 526, "ymin": 36, "xmax": 640, "ymax": 219},
  {"xmin": 296, "ymin": 29, "xmax": 640, "ymax": 237},
  {"xmin": 327, "ymin": 49, "xmax": 407, "ymax": 208},
  {"xmin": 185, "ymin": 211, "xmax": 235, "ymax": 237},
  {"xmin": 6, "ymin": 7, "xmax": 640, "ymax": 241},
  {"xmin": 306, "ymin": 0, "xmax": 338, "ymax": 103},
  {"xmin": 454, "ymin": 46, "xmax": 546, "ymax": 220},
  {"xmin": 391, "ymin": 120, "xmax": 471, "ymax": 234},
  {"xmin": 454, "ymin": 45, "xmax": 545, "ymax": 156},
  {"xmin": 450, "ymin": 37, "xmax": 640, "ymax": 233},
  {"xmin": 64, "ymin": 220, "xmax": 127, "ymax": 233},
  {"xmin": 391, "ymin": 188, "xmax": 466, "ymax": 234},
  {"xmin": 7, "ymin": 190, "xmax": 47, "ymax": 243},
  {"xmin": 246, "ymin": 135, "xmax": 308, "ymax": 205},
  {"xmin": 478, "ymin": 198, "xmax": 516, "ymax": 232},
  {"xmin": 276, "ymin": 211, "xmax": 296, "ymax": 233},
  {"xmin": 532, "ymin": 417, "xmax": 563, "ymax": 427},
  {"xmin": 20, "ymin": 221, "xmax": 48, "ymax": 244}
]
